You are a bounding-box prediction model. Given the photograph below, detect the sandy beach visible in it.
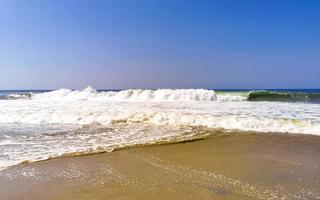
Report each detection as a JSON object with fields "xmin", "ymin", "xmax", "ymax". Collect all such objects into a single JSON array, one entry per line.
[
  {"xmin": 1, "ymin": 1, "xmax": 319, "ymax": 199},
  {"xmin": 1, "ymin": 131, "xmax": 319, "ymax": 200}
]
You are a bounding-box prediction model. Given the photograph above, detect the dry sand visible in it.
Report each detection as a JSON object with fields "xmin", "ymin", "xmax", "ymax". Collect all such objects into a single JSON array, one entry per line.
[{"xmin": 0, "ymin": 132, "xmax": 319, "ymax": 200}]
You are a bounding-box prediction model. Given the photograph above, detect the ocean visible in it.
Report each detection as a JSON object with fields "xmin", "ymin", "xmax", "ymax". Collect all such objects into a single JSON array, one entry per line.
[{"xmin": 0, "ymin": 87, "xmax": 320, "ymax": 170}]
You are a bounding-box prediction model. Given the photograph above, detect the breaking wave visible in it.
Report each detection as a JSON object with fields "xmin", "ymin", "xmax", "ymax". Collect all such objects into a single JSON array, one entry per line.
[
  {"xmin": 1, "ymin": 87, "xmax": 246, "ymax": 102},
  {"xmin": 32, "ymin": 86, "xmax": 218, "ymax": 102},
  {"xmin": 3, "ymin": 87, "xmax": 319, "ymax": 103}
]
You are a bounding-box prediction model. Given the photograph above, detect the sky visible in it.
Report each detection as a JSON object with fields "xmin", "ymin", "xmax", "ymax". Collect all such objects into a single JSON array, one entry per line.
[{"xmin": 0, "ymin": 0, "xmax": 319, "ymax": 89}]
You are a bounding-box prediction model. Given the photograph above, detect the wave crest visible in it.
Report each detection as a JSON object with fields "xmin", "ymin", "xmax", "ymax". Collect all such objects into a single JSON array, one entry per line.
[
  {"xmin": 248, "ymin": 90, "xmax": 320, "ymax": 102},
  {"xmin": 32, "ymin": 86, "xmax": 218, "ymax": 102}
]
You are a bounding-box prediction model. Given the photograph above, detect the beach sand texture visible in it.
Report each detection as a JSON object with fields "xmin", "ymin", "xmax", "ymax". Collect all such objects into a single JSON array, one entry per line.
[{"xmin": 1, "ymin": 132, "xmax": 319, "ymax": 200}]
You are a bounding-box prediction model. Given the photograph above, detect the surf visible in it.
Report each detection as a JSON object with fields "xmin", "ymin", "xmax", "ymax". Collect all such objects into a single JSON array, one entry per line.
[
  {"xmin": 0, "ymin": 87, "xmax": 319, "ymax": 170},
  {"xmin": 247, "ymin": 90, "xmax": 320, "ymax": 102}
]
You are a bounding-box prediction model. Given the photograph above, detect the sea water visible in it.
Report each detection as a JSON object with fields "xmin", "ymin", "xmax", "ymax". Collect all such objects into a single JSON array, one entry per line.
[{"xmin": 0, "ymin": 87, "xmax": 319, "ymax": 170}]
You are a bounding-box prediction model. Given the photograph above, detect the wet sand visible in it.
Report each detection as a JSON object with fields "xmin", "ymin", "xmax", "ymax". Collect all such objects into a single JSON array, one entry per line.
[{"xmin": 0, "ymin": 131, "xmax": 320, "ymax": 200}]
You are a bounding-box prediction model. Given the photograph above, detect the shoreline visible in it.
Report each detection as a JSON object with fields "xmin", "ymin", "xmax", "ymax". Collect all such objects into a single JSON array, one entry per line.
[
  {"xmin": 3, "ymin": 129, "xmax": 319, "ymax": 171},
  {"xmin": 1, "ymin": 132, "xmax": 320, "ymax": 200}
]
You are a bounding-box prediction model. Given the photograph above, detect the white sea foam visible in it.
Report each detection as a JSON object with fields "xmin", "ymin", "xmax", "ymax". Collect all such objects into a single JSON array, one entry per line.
[
  {"xmin": 0, "ymin": 87, "xmax": 320, "ymax": 170},
  {"xmin": 216, "ymin": 93, "xmax": 247, "ymax": 101},
  {"xmin": 32, "ymin": 86, "xmax": 218, "ymax": 102},
  {"xmin": 0, "ymin": 94, "xmax": 319, "ymax": 135}
]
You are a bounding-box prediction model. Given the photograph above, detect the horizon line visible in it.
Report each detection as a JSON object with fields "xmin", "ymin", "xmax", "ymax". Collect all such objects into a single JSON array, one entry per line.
[{"xmin": 1, "ymin": 88, "xmax": 320, "ymax": 91}]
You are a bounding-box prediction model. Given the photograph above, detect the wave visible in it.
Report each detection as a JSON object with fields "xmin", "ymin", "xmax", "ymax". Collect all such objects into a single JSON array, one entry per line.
[
  {"xmin": 0, "ymin": 98, "xmax": 319, "ymax": 135},
  {"xmin": 247, "ymin": 90, "xmax": 320, "ymax": 102},
  {"xmin": 2, "ymin": 87, "xmax": 320, "ymax": 103},
  {"xmin": 6, "ymin": 93, "xmax": 32, "ymax": 100},
  {"xmin": 0, "ymin": 87, "xmax": 319, "ymax": 136},
  {"xmin": 0, "ymin": 124, "xmax": 212, "ymax": 170},
  {"xmin": 32, "ymin": 86, "xmax": 218, "ymax": 102},
  {"xmin": 0, "ymin": 87, "xmax": 320, "ymax": 170},
  {"xmin": 216, "ymin": 93, "xmax": 247, "ymax": 101},
  {"xmin": 0, "ymin": 93, "xmax": 32, "ymax": 100}
]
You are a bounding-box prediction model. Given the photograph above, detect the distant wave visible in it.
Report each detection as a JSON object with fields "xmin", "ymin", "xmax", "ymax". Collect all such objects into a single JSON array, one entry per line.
[
  {"xmin": 2, "ymin": 87, "xmax": 319, "ymax": 103},
  {"xmin": 31, "ymin": 86, "xmax": 219, "ymax": 102},
  {"xmin": 1, "ymin": 87, "xmax": 246, "ymax": 102},
  {"xmin": 6, "ymin": 93, "xmax": 32, "ymax": 100},
  {"xmin": 247, "ymin": 90, "xmax": 320, "ymax": 102}
]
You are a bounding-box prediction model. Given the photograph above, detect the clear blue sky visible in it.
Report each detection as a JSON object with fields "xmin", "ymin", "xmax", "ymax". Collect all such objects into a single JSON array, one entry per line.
[{"xmin": 0, "ymin": 0, "xmax": 319, "ymax": 89}]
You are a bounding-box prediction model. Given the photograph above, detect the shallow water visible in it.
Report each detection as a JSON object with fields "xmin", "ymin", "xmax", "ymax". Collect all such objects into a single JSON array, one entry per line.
[{"xmin": 0, "ymin": 132, "xmax": 319, "ymax": 200}]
